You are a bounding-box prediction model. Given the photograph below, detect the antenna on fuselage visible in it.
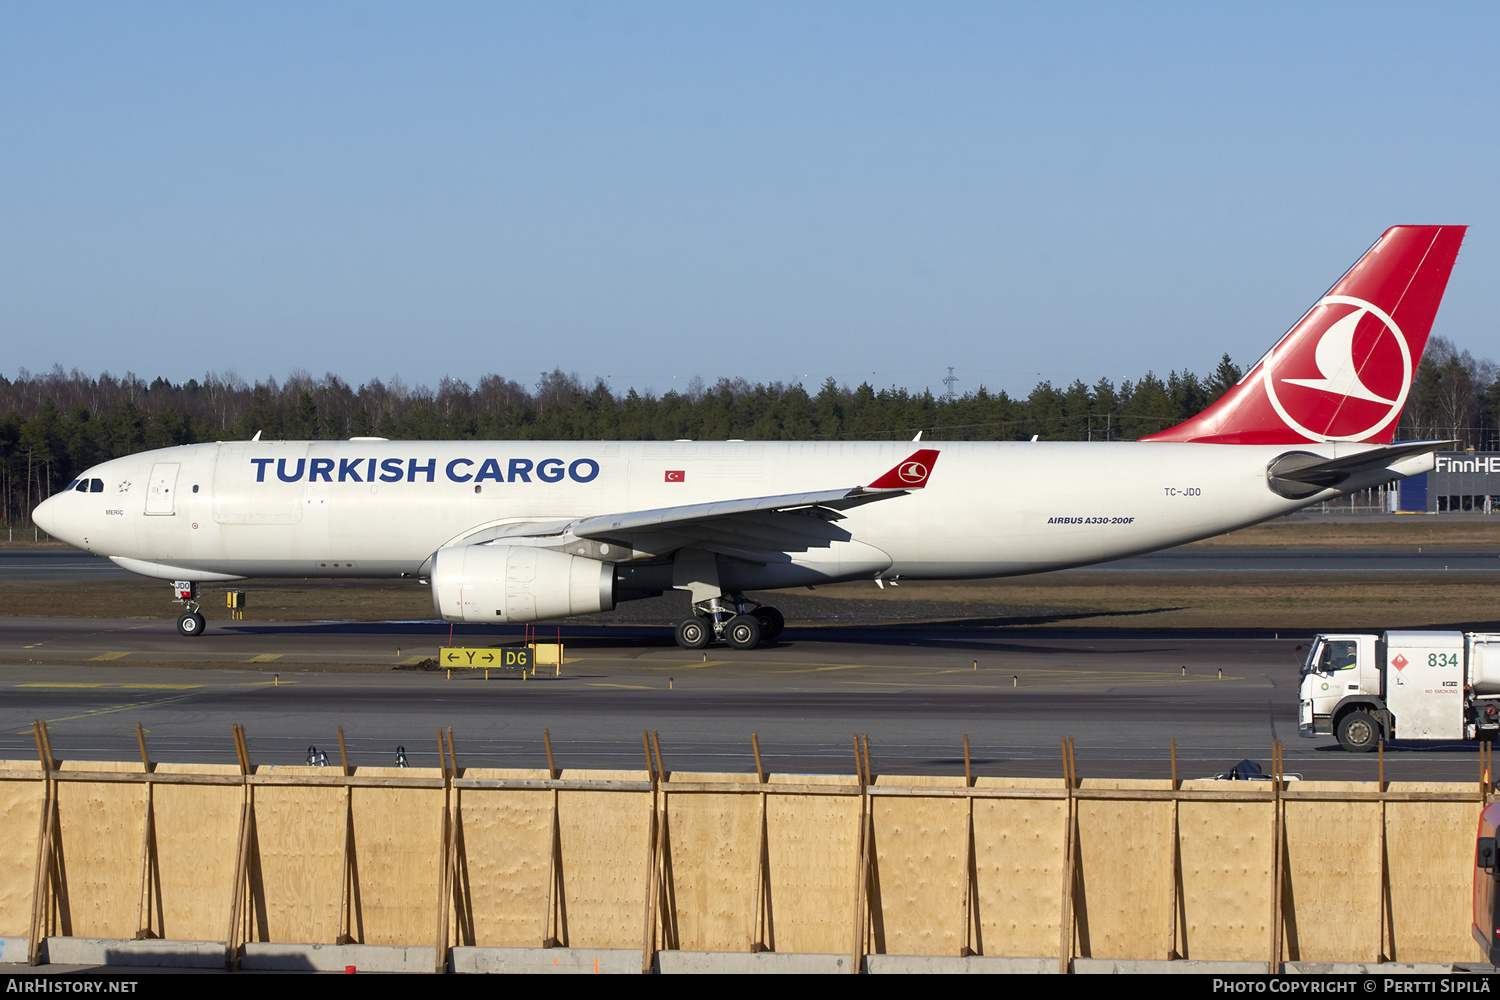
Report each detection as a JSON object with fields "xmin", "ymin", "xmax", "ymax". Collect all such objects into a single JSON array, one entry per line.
[{"xmin": 250, "ymin": 430, "xmax": 262, "ymax": 441}]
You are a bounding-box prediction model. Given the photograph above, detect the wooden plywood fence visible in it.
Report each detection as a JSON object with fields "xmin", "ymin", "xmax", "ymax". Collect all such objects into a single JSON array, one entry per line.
[{"xmin": 0, "ymin": 725, "xmax": 1489, "ymax": 971}]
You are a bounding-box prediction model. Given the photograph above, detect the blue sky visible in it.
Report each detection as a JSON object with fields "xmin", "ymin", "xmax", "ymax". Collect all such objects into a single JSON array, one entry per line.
[{"xmin": 2, "ymin": 2, "xmax": 1495, "ymax": 399}]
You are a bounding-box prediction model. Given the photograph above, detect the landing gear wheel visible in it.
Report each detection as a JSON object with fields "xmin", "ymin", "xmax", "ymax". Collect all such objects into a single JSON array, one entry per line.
[
  {"xmin": 675, "ymin": 617, "xmax": 711, "ymax": 649},
  {"xmin": 177, "ymin": 612, "xmax": 206, "ymax": 637},
  {"xmin": 753, "ymin": 606, "xmax": 785, "ymax": 641},
  {"xmin": 1336, "ymin": 710, "xmax": 1380, "ymax": 753},
  {"xmin": 725, "ymin": 614, "xmax": 762, "ymax": 650}
]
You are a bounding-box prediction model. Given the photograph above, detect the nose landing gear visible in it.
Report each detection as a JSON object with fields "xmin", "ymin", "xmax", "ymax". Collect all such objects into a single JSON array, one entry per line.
[{"xmin": 172, "ymin": 581, "xmax": 207, "ymax": 637}]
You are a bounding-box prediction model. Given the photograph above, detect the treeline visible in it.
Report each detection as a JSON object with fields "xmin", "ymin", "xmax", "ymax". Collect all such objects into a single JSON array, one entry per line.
[{"xmin": 2, "ymin": 340, "xmax": 1496, "ymax": 526}]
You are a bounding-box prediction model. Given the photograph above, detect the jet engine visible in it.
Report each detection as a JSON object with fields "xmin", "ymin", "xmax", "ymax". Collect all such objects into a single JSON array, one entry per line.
[{"xmin": 430, "ymin": 544, "xmax": 615, "ymax": 624}]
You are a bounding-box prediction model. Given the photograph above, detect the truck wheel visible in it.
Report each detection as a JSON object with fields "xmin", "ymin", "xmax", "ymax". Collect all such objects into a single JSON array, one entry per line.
[{"xmin": 1336, "ymin": 710, "xmax": 1381, "ymax": 753}]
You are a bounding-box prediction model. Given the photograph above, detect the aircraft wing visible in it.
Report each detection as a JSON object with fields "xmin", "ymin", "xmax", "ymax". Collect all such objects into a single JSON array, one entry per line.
[
  {"xmin": 476, "ymin": 448, "xmax": 940, "ymax": 557},
  {"xmin": 571, "ymin": 484, "xmax": 902, "ymax": 537}
]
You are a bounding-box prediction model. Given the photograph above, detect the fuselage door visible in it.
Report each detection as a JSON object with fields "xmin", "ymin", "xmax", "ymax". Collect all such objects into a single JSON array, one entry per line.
[{"xmin": 145, "ymin": 463, "xmax": 180, "ymax": 516}]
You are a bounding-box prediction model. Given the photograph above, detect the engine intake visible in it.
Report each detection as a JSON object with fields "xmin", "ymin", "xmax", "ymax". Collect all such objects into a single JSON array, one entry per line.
[{"xmin": 430, "ymin": 544, "xmax": 615, "ymax": 624}]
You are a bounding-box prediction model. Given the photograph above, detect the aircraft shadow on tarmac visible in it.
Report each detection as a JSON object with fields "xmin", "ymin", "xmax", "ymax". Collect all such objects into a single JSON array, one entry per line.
[
  {"xmin": 213, "ymin": 614, "xmax": 1188, "ymax": 658},
  {"xmin": 215, "ymin": 604, "xmax": 1181, "ymax": 639}
]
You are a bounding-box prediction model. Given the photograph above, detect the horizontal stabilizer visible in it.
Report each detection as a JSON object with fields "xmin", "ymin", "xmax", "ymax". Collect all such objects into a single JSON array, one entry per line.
[{"xmin": 1267, "ymin": 440, "xmax": 1451, "ymax": 498}]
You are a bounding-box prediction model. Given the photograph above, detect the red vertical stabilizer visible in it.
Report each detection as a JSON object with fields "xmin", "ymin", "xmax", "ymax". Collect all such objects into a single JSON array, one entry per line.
[{"xmin": 1143, "ymin": 225, "xmax": 1466, "ymax": 444}]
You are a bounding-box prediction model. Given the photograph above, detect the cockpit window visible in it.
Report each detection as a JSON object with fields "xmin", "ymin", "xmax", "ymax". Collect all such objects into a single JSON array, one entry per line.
[
  {"xmin": 65, "ymin": 480, "xmax": 80, "ymax": 491},
  {"xmin": 91, "ymin": 479, "xmax": 104, "ymax": 492}
]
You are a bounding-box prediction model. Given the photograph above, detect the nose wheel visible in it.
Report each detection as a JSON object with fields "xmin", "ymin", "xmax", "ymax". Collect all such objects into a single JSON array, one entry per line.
[{"xmin": 171, "ymin": 580, "xmax": 207, "ymax": 637}]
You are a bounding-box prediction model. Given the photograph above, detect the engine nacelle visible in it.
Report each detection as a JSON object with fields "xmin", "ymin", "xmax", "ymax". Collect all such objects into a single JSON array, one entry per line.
[{"xmin": 430, "ymin": 544, "xmax": 615, "ymax": 624}]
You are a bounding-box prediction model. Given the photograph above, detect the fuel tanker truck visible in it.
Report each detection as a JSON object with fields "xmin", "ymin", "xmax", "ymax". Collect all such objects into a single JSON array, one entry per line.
[{"xmin": 1298, "ymin": 631, "xmax": 1500, "ymax": 752}]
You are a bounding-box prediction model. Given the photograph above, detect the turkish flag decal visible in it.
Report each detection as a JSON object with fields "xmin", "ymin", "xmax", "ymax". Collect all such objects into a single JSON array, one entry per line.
[{"xmin": 665, "ymin": 470, "xmax": 685, "ymax": 483}]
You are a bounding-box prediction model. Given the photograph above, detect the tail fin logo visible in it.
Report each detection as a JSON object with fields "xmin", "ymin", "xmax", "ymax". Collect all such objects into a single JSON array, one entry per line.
[
  {"xmin": 897, "ymin": 461, "xmax": 929, "ymax": 484},
  {"xmin": 1263, "ymin": 294, "xmax": 1412, "ymax": 442}
]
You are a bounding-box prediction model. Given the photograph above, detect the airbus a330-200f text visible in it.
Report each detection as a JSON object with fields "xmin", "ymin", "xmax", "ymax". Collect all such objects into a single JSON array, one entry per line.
[{"xmin": 32, "ymin": 225, "xmax": 1467, "ymax": 649}]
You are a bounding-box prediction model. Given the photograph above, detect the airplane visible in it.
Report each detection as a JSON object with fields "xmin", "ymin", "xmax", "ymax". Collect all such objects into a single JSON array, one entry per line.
[{"xmin": 32, "ymin": 225, "xmax": 1467, "ymax": 650}]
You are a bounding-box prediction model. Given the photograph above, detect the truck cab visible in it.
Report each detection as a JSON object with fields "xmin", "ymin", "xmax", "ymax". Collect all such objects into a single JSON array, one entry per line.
[{"xmin": 1298, "ymin": 633, "xmax": 1384, "ymax": 752}]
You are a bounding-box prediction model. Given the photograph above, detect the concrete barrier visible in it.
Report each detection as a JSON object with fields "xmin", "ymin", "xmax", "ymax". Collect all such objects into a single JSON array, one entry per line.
[
  {"xmin": 864, "ymin": 955, "xmax": 1056, "ymax": 974},
  {"xmin": 1282, "ymin": 962, "xmax": 1458, "ymax": 974},
  {"xmin": 451, "ymin": 947, "xmax": 641, "ymax": 974},
  {"xmin": 41, "ymin": 938, "xmax": 227, "ymax": 969},
  {"xmin": 1072, "ymin": 958, "xmax": 1271, "ymax": 974},
  {"xmin": 657, "ymin": 952, "xmax": 850, "ymax": 974},
  {"xmin": 239, "ymin": 942, "xmax": 436, "ymax": 973}
]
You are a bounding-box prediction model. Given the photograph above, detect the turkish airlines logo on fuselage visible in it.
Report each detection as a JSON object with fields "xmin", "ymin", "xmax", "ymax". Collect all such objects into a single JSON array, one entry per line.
[{"xmin": 1261, "ymin": 295, "xmax": 1412, "ymax": 442}]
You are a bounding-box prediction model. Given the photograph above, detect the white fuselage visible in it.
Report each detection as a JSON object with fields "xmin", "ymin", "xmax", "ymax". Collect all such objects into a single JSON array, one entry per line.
[{"xmin": 34, "ymin": 438, "xmax": 1428, "ymax": 591}]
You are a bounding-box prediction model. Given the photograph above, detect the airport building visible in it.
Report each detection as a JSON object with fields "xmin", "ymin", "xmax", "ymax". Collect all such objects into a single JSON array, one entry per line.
[{"xmin": 1393, "ymin": 452, "xmax": 1500, "ymax": 513}]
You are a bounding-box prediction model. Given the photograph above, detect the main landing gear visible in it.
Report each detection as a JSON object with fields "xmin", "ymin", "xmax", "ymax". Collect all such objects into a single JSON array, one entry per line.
[
  {"xmin": 675, "ymin": 594, "xmax": 785, "ymax": 651},
  {"xmin": 172, "ymin": 580, "xmax": 206, "ymax": 637}
]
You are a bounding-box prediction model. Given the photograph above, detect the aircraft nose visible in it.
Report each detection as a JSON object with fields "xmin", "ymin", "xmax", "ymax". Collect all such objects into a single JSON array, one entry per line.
[{"xmin": 32, "ymin": 493, "xmax": 69, "ymax": 543}]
